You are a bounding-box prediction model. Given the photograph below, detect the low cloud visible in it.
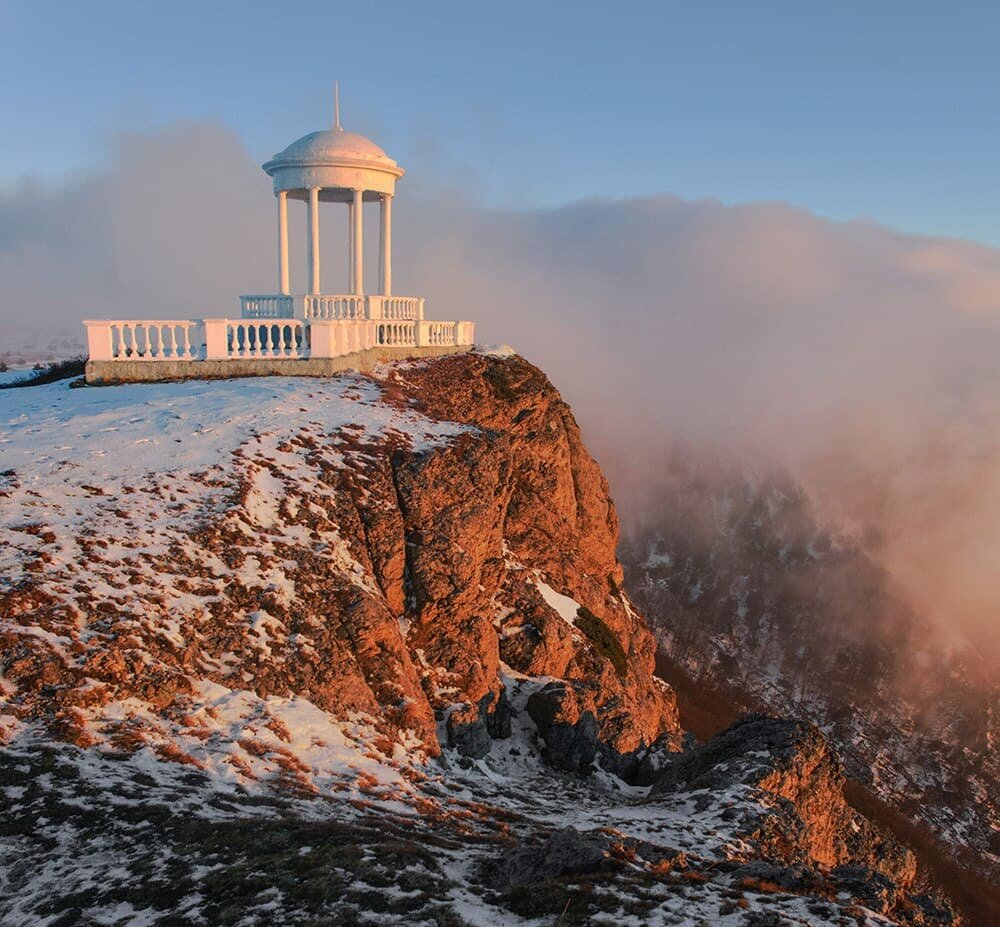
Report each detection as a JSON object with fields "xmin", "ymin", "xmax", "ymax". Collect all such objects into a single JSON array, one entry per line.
[{"xmin": 3, "ymin": 122, "xmax": 1000, "ymax": 653}]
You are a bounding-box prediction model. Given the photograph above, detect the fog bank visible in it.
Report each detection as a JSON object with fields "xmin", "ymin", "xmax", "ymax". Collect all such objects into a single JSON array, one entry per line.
[{"xmin": 3, "ymin": 123, "xmax": 999, "ymax": 651}]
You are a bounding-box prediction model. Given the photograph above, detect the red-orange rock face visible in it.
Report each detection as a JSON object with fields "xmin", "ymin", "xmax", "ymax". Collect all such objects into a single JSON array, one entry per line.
[{"xmin": 0, "ymin": 353, "xmax": 680, "ymax": 764}]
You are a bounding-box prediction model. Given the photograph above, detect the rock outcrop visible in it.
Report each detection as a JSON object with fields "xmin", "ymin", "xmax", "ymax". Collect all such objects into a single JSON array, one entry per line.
[
  {"xmin": 0, "ymin": 356, "xmax": 967, "ymax": 925},
  {"xmin": 0, "ymin": 353, "xmax": 679, "ymax": 767},
  {"xmin": 652, "ymin": 715, "xmax": 915, "ymax": 882},
  {"xmin": 650, "ymin": 714, "xmax": 960, "ymax": 926}
]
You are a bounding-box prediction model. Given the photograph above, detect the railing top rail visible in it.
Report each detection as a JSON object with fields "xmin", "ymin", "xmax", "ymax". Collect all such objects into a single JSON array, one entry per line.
[{"xmin": 84, "ymin": 319, "xmax": 204, "ymax": 326}]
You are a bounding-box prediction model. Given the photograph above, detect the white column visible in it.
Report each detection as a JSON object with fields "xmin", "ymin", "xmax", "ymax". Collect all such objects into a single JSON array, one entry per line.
[
  {"xmin": 308, "ymin": 186, "xmax": 321, "ymax": 295},
  {"xmin": 277, "ymin": 191, "xmax": 290, "ymax": 295},
  {"xmin": 379, "ymin": 194, "xmax": 392, "ymax": 295},
  {"xmin": 352, "ymin": 189, "xmax": 364, "ymax": 295},
  {"xmin": 348, "ymin": 198, "xmax": 354, "ymax": 292}
]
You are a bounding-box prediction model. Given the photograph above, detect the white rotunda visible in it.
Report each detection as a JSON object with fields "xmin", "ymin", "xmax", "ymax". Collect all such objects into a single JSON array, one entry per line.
[
  {"xmin": 262, "ymin": 87, "xmax": 400, "ymax": 300},
  {"xmin": 84, "ymin": 88, "xmax": 474, "ymax": 383}
]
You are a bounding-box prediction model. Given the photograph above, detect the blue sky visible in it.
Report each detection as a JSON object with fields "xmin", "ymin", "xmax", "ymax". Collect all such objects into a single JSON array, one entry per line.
[{"xmin": 3, "ymin": 1, "xmax": 1000, "ymax": 243}]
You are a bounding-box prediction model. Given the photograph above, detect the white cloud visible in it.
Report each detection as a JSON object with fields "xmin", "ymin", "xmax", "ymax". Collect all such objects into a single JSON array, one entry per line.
[{"xmin": 3, "ymin": 122, "xmax": 1000, "ymax": 650}]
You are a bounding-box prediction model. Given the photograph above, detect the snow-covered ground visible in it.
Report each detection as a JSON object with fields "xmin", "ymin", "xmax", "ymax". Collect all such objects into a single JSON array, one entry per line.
[
  {"xmin": 0, "ymin": 680, "xmax": 899, "ymax": 927},
  {"xmin": 0, "ymin": 373, "xmax": 917, "ymax": 926},
  {"xmin": 0, "ymin": 366, "xmax": 34, "ymax": 386}
]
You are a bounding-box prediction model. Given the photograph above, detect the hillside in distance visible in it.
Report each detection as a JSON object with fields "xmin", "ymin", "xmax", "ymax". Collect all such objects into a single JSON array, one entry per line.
[{"xmin": 620, "ymin": 455, "xmax": 999, "ymax": 922}]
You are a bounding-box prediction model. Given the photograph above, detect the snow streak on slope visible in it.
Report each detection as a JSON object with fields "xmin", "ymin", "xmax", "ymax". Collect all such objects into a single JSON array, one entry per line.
[
  {"xmin": 0, "ymin": 367, "xmax": 954, "ymax": 926},
  {"xmin": 0, "ymin": 376, "xmax": 468, "ymax": 583},
  {"xmin": 0, "ymin": 375, "xmax": 470, "ymax": 789}
]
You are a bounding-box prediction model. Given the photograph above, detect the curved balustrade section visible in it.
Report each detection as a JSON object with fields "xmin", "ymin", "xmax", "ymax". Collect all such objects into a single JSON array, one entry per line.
[
  {"xmin": 242, "ymin": 293, "xmax": 425, "ymax": 322},
  {"xmin": 240, "ymin": 295, "xmax": 294, "ymax": 318},
  {"xmin": 378, "ymin": 296, "xmax": 422, "ymax": 320},
  {"xmin": 303, "ymin": 294, "xmax": 367, "ymax": 320}
]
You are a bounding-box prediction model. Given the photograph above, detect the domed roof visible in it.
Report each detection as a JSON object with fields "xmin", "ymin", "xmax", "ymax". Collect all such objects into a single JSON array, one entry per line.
[{"xmin": 265, "ymin": 127, "xmax": 398, "ymax": 171}]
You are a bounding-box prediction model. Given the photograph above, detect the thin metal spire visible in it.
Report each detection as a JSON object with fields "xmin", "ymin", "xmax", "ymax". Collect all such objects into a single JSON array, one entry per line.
[{"xmin": 334, "ymin": 81, "xmax": 342, "ymax": 130}]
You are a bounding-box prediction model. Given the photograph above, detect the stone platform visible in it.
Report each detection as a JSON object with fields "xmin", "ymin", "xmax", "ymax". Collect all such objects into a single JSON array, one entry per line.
[{"xmin": 85, "ymin": 344, "xmax": 471, "ymax": 385}]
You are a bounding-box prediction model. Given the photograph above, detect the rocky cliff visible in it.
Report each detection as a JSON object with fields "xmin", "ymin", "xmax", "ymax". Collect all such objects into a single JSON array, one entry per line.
[
  {"xmin": 1, "ymin": 352, "xmax": 677, "ymax": 778},
  {"xmin": 0, "ymin": 354, "xmax": 962, "ymax": 925}
]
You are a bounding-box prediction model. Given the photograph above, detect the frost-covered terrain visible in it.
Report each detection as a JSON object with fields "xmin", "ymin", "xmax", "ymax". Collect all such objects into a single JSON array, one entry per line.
[
  {"xmin": 1, "ymin": 684, "xmax": 911, "ymax": 927},
  {"xmin": 0, "ymin": 363, "xmax": 961, "ymax": 926}
]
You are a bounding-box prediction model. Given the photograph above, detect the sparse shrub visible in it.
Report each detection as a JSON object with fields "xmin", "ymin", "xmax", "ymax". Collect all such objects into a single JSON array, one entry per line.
[
  {"xmin": 483, "ymin": 361, "xmax": 519, "ymax": 401},
  {"xmin": 0, "ymin": 356, "xmax": 86, "ymax": 389},
  {"xmin": 575, "ymin": 607, "xmax": 628, "ymax": 678}
]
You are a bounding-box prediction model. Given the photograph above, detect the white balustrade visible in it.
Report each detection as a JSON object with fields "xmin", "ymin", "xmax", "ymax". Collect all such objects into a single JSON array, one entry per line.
[
  {"xmin": 378, "ymin": 296, "xmax": 422, "ymax": 320},
  {"xmin": 303, "ymin": 294, "xmax": 367, "ymax": 320},
  {"xmin": 423, "ymin": 321, "xmax": 457, "ymax": 346},
  {"xmin": 84, "ymin": 320, "xmax": 204, "ymax": 361},
  {"xmin": 227, "ymin": 320, "xmax": 305, "ymax": 358},
  {"xmin": 240, "ymin": 295, "xmax": 294, "ymax": 318},
  {"xmin": 457, "ymin": 321, "xmax": 476, "ymax": 345},
  {"xmin": 376, "ymin": 321, "xmax": 417, "ymax": 347},
  {"xmin": 86, "ymin": 312, "xmax": 474, "ymax": 368}
]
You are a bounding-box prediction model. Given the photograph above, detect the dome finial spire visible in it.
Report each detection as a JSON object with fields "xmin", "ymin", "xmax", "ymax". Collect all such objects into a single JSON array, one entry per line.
[{"xmin": 334, "ymin": 81, "xmax": 342, "ymax": 131}]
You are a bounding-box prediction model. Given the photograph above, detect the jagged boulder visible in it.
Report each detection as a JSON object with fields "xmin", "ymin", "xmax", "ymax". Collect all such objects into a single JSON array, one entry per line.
[
  {"xmin": 526, "ymin": 682, "xmax": 599, "ymax": 772},
  {"xmin": 651, "ymin": 714, "xmax": 916, "ymax": 885},
  {"xmin": 482, "ymin": 826, "xmax": 609, "ymax": 891}
]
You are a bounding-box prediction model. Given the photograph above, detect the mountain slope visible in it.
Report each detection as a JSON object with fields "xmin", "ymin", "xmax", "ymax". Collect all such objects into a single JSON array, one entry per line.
[
  {"xmin": 0, "ymin": 354, "xmax": 960, "ymax": 925},
  {"xmin": 620, "ymin": 458, "xmax": 998, "ymax": 916}
]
